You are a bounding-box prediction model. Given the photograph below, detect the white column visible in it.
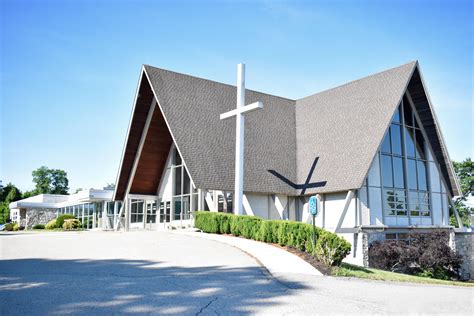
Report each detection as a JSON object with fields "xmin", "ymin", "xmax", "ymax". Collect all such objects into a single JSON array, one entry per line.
[
  {"xmin": 235, "ymin": 63, "xmax": 245, "ymax": 216},
  {"xmin": 198, "ymin": 189, "xmax": 204, "ymax": 210}
]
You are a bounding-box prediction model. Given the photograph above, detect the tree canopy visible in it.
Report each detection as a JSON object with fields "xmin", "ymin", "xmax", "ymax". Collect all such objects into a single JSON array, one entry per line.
[
  {"xmin": 0, "ymin": 183, "xmax": 22, "ymax": 224},
  {"xmin": 31, "ymin": 166, "xmax": 69, "ymax": 195},
  {"xmin": 451, "ymin": 158, "xmax": 473, "ymax": 227}
]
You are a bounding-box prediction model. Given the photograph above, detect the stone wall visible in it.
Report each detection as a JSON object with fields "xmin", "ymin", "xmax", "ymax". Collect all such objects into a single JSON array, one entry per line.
[
  {"xmin": 23, "ymin": 209, "xmax": 57, "ymax": 229},
  {"xmin": 361, "ymin": 232, "xmax": 385, "ymax": 267},
  {"xmin": 454, "ymin": 232, "xmax": 474, "ymax": 281}
]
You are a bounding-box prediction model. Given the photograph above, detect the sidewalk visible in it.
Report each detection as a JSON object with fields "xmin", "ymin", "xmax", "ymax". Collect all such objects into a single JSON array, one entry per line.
[{"xmin": 175, "ymin": 230, "xmax": 322, "ymax": 277}]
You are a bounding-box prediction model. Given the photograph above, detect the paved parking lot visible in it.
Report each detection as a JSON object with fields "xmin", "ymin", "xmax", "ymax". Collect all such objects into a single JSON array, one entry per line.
[{"xmin": 0, "ymin": 231, "xmax": 472, "ymax": 315}]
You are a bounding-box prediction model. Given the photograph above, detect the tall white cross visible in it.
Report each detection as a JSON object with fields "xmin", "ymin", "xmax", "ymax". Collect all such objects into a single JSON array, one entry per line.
[{"xmin": 220, "ymin": 63, "xmax": 263, "ymax": 215}]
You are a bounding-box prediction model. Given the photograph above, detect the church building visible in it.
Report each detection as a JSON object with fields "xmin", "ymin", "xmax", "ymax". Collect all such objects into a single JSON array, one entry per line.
[{"xmin": 113, "ymin": 61, "xmax": 464, "ymax": 265}]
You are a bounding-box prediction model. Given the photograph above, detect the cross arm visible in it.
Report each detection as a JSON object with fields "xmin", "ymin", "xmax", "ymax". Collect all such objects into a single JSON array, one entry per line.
[{"xmin": 220, "ymin": 101, "xmax": 263, "ymax": 120}]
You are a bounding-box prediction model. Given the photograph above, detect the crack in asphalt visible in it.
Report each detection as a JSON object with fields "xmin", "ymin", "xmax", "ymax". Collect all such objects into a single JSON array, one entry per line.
[{"xmin": 195, "ymin": 296, "xmax": 218, "ymax": 316}]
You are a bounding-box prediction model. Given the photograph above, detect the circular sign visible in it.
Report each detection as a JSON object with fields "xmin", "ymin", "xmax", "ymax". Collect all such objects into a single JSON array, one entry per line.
[{"xmin": 309, "ymin": 196, "xmax": 318, "ymax": 216}]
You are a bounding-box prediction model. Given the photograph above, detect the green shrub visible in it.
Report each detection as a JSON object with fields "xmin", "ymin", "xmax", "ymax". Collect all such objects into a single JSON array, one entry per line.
[
  {"xmin": 33, "ymin": 224, "xmax": 45, "ymax": 229},
  {"xmin": 55, "ymin": 214, "xmax": 76, "ymax": 229},
  {"xmin": 12, "ymin": 223, "xmax": 20, "ymax": 231},
  {"xmin": 45, "ymin": 219, "xmax": 57, "ymax": 230},
  {"xmin": 4, "ymin": 223, "xmax": 14, "ymax": 231},
  {"xmin": 256, "ymin": 220, "xmax": 279, "ymax": 243},
  {"xmin": 63, "ymin": 219, "xmax": 82, "ymax": 230},
  {"xmin": 193, "ymin": 211, "xmax": 352, "ymax": 267},
  {"xmin": 314, "ymin": 230, "xmax": 352, "ymax": 266}
]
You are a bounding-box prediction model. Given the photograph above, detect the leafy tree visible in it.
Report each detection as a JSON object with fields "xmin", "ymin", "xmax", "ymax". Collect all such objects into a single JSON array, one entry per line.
[
  {"xmin": 31, "ymin": 166, "xmax": 69, "ymax": 195},
  {"xmin": 450, "ymin": 158, "xmax": 473, "ymax": 227},
  {"xmin": 0, "ymin": 183, "xmax": 22, "ymax": 224}
]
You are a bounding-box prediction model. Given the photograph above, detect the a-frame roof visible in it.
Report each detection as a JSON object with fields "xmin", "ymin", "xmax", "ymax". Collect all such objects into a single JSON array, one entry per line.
[{"xmin": 114, "ymin": 61, "xmax": 460, "ymax": 201}]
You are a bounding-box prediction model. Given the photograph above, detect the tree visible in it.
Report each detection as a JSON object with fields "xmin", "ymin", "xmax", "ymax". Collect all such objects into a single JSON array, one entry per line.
[
  {"xmin": 0, "ymin": 183, "xmax": 22, "ymax": 224},
  {"xmin": 31, "ymin": 166, "xmax": 69, "ymax": 195},
  {"xmin": 451, "ymin": 158, "xmax": 473, "ymax": 227}
]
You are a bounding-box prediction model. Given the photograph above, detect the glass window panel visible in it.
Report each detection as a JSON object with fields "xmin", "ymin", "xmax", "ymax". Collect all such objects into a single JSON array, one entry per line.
[
  {"xmin": 183, "ymin": 168, "xmax": 190, "ymax": 195},
  {"xmin": 414, "ymin": 115, "xmax": 420, "ymax": 129},
  {"xmin": 390, "ymin": 124, "xmax": 402, "ymax": 155},
  {"xmin": 405, "ymin": 127, "xmax": 416, "ymax": 158},
  {"xmin": 393, "ymin": 157, "xmax": 405, "ymax": 189},
  {"xmin": 409, "ymin": 191, "xmax": 420, "ymax": 216},
  {"xmin": 403, "ymin": 97, "xmax": 414, "ymax": 127},
  {"xmin": 174, "ymin": 167, "xmax": 182, "ymax": 195},
  {"xmin": 407, "ymin": 159, "xmax": 417, "ymax": 190},
  {"xmin": 173, "ymin": 148, "xmax": 182, "ymax": 166},
  {"xmin": 182, "ymin": 196, "xmax": 190, "ymax": 220},
  {"xmin": 392, "ymin": 106, "xmax": 401, "ymax": 123},
  {"xmin": 417, "ymin": 161, "xmax": 427, "ymax": 191},
  {"xmin": 381, "ymin": 131, "xmax": 391, "ymax": 153},
  {"xmin": 381, "ymin": 155, "xmax": 393, "ymax": 188},
  {"xmin": 415, "ymin": 130, "xmax": 425, "ymax": 160},
  {"xmin": 192, "ymin": 194, "xmax": 199, "ymax": 212},
  {"xmin": 386, "ymin": 233, "xmax": 397, "ymax": 240},
  {"xmin": 174, "ymin": 197, "xmax": 182, "ymax": 220}
]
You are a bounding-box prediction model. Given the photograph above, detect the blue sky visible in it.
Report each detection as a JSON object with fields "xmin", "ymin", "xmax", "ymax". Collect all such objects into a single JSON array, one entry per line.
[{"xmin": 1, "ymin": 0, "xmax": 472, "ymax": 193}]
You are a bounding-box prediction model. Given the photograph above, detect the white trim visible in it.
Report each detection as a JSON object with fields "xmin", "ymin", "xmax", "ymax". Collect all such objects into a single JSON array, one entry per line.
[
  {"xmin": 242, "ymin": 194, "xmax": 254, "ymax": 216},
  {"xmin": 449, "ymin": 197, "xmax": 465, "ymax": 230},
  {"xmin": 113, "ymin": 67, "xmax": 146, "ymax": 201},
  {"xmin": 123, "ymin": 99, "xmax": 157, "ymax": 199},
  {"xmin": 335, "ymin": 190, "xmax": 355, "ymax": 233},
  {"xmin": 143, "ymin": 68, "xmax": 198, "ymax": 191},
  {"xmin": 414, "ymin": 63, "xmax": 461, "ymax": 195}
]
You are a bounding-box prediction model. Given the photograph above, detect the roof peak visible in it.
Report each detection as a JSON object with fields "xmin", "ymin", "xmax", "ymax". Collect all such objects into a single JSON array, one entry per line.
[{"xmin": 297, "ymin": 60, "xmax": 418, "ymax": 102}]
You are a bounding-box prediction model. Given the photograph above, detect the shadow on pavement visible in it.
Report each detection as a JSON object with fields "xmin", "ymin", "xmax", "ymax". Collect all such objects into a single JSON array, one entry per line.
[{"xmin": 0, "ymin": 258, "xmax": 309, "ymax": 315}]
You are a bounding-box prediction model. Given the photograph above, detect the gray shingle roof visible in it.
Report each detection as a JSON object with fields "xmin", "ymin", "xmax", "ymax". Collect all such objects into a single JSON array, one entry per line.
[
  {"xmin": 126, "ymin": 61, "xmax": 459, "ymax": 197},
  {"xmin": 295, "ymin": 61, "xmax": 417, "ymax": 194}
]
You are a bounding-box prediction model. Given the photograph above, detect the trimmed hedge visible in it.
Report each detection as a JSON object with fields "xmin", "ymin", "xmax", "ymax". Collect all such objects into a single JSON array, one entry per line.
[
  {"xmin": 33, "ymin": 224, "xmax": 45, "ymax": 230},
  {"xmin": 194, "ymin": 211, "xmax": 351, "ymax": 266}
]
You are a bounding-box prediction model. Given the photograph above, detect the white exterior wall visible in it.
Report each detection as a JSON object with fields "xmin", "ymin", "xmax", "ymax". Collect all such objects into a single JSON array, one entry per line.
[{"xmin": 157, "ymin": 149, "xmax": 174, "ymax": 202}]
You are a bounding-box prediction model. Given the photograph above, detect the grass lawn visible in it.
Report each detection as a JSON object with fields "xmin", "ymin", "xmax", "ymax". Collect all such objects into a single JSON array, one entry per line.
[{"xmin": 333, "ymin": 263, "xmax": 474, "ymax": 287}]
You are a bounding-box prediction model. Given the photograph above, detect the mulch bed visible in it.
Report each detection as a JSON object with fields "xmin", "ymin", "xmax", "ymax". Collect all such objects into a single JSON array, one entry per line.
[
  {"xmin": 209, "ymin": 232, "xmax": 333, "ymax": 275},
  {"xmin": 272, "ymin": 244, "xmax": 334, "ymax": 275}
]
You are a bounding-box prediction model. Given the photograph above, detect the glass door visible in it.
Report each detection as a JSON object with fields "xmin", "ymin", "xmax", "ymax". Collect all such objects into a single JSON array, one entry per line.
[{"xmin": 145, "ymin": 201, "xmax": 157, "ymax": 229}]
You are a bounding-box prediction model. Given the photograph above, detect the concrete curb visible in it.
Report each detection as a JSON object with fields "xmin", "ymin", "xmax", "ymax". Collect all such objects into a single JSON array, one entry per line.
[{"xmin": 175, "ymin": 230, "xmax": 323, "ymax": 277}]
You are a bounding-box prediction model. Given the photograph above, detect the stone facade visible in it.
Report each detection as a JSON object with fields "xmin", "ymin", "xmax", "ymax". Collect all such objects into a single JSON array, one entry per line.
[
  {"xmin": 21, "ymin": 208, "xmax": 57, "ymax": 229},
  {"xmin": 454, "ymin": 232, "xmax": 474, "ymax": 280},
  {"xmin": 361, "ymin": 232, "xmax": 386, "ymax": 267}
]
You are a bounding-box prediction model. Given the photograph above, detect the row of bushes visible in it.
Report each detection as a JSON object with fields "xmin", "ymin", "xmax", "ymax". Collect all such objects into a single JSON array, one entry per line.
[
  {"xmin": 45, "ymin": 214, "xmax": 82, "ymax": 230},
  {"xmin": 369, "ymin": 230, "xmax": 462, "ymax": 280},
  {"xmin": 3, "ymin": 222, "xmax": 24, "ymax": 231},
  {"xmin": 194, "ymin": 211, "xmax": 352, "ymax": 266}
]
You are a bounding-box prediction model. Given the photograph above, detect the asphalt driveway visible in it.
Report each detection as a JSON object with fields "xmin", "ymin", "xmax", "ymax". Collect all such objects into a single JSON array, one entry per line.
[{"xmin": 0, "ymin": 231, "xmax": 472, "ymax": 315}]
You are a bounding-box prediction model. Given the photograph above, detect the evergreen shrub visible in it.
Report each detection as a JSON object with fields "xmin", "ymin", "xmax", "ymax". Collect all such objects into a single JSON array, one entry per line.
[
  {"xmin": 55, "ymin": 214, "xmax": 76, "ymax": 228},
  {"xmin": 194, "ymin": 211, "xmax": 351, "ymax": 266}
]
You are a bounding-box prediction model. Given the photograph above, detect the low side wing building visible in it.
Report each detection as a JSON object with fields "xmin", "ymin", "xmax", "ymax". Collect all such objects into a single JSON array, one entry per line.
[{"xmin": 114, "ymin": 61, "xmax": 464, "ymax": 266}]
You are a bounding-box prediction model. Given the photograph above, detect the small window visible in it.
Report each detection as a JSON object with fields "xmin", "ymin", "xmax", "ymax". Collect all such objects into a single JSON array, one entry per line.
[
  {"xmin": 381, "ymin": 131, "xmax": 391, "ymax": 153},
  {"xmin": 393, "ymin": 157, "xmax": 405, "ymax": 188},
  {"xmin": 407, "ymin": 159, "xmax": 418, "ymax": 190},
  {"xmin": 173, "ymin": 148, "xmax": 182, "ymax": 166},
  {"xmin": 392, "ymin": 106, "xmax": 401, "ymax": 124},
  {"xmin": 403, "ymin": 97, "xmax": 414, "ymax": 127},
  {"xmin": 390, "ymin": 124, "xmax": 402, "ymax": 155},
  {"xmin": 381, "ymin": 155, "xmax": 393, "ymax": 187},
  {"xmin": 405, "ymin": 127, "xmax": 416, "ymax": 158},
  {"xmin": 417, "ymin": 161, "xmax": 428, "ymax": 191}
]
